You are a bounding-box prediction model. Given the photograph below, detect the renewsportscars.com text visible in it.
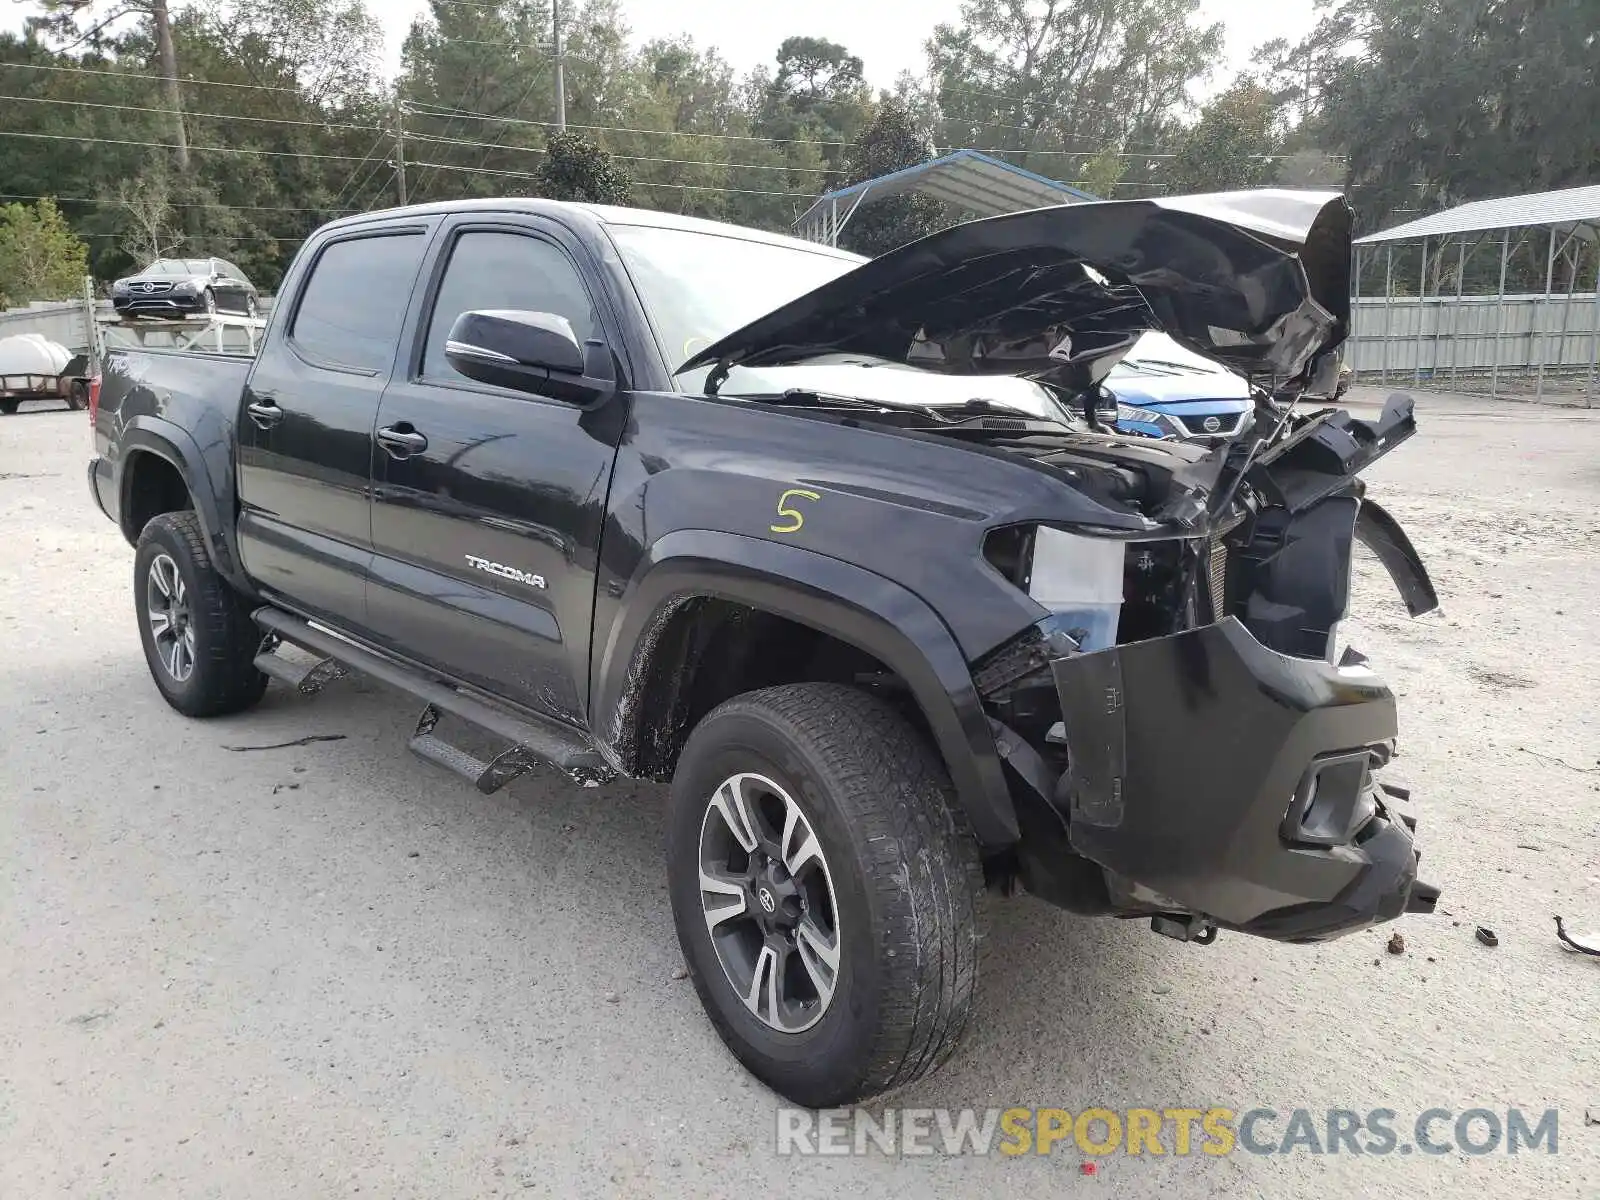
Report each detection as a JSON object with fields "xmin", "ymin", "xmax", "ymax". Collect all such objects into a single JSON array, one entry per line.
[{"xmin": 775, "ymin": 1106, "xmax": 1561, "ymax": 1158}]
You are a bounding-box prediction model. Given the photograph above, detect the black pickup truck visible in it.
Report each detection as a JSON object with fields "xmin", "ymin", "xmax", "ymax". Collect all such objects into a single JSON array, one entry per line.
[{"xmin": 88, "ymin": 191, "xmax": 1441, "ymax": 1107}]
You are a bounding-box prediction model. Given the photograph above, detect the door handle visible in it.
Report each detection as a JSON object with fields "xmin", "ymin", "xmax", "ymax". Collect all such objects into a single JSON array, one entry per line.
[
  {"xmin": 376, "ymin": 425, "xmax": 428, "ymax": 457},
  {"xmin": 245, "ymin": 399, "xmax": 282, "ymax": 429}
]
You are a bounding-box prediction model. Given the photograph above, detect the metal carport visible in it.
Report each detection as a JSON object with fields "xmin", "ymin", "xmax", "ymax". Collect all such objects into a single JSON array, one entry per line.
[
  {"xmin": 1349, "ymin": 184, "xmax": 1600, "ymax": 405},
  {"xmin": 792, "ymin": 149, "xmax": 1097, "ymax": 247}
]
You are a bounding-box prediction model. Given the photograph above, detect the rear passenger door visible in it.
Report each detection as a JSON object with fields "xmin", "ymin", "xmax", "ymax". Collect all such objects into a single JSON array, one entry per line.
[
  {"xmin": 364, "ymin": 219, "xmax": 624, "ymax": 727},
  {"xmin": 237, "ymin": 226, "xmax": 431, "ymax": 629},
  {"xmin": 213, "ymin": 260, "xmax": 252, "ymax": 312}
]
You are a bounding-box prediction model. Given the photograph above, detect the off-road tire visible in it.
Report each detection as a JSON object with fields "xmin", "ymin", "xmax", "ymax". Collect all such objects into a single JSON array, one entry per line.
[
  {"xmin": 67, "ymin": 380, "xmax": 88, "ymax": 411},
  {"xmin": 668, "ymin": 682, "xmax": 981, "ymax": 1107},
  {"xmin": 134, "ymin": 511, "xmax": 267, "ymax": 717}
]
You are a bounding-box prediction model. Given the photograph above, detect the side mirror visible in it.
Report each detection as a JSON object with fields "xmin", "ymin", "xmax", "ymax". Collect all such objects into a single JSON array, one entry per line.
[{"xmin": 445, "ymin": 309, "xmax": 616, "ymax": 405}]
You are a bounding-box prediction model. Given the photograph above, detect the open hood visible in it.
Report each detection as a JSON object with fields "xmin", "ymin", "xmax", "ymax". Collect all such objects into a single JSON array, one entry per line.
[{"xmin": 677, "ymin": 190, "xmax": 1352, "ymax": 393}]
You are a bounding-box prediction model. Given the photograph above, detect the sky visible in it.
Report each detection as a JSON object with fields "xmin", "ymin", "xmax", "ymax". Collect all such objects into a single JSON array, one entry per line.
[{"xmin": 377, "ymin": 0, "xmax": 1321, "ymax": 90}]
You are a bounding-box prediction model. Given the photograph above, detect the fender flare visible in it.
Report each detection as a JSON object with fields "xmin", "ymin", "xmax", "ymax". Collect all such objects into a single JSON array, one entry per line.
[
  {"xmin": 117, "ymin": 418, "xmax": 249, "ymax": 590},
  {"xmin": 592, "ymin": 529, "xmax": 1019, "ymax": 848}
]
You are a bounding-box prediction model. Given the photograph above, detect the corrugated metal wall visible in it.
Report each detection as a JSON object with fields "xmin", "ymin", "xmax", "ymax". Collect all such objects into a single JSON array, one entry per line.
[
  {"xmin": 1350, "ymin": 294, "xmax": 1600, "ymax": 376},
  {"xmin": 1346, "ymin": 293, "xmax": 1600, "ymax": 385}
]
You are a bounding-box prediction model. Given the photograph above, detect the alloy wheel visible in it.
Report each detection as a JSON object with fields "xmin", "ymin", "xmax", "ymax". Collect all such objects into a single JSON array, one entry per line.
[
  {"xmin": 145, "ymin": 553, "xmax": 196, "ymax": 682},
  {"xmin": 697, "ymin": 772, "xmax": 842, "ymax": 1033}
]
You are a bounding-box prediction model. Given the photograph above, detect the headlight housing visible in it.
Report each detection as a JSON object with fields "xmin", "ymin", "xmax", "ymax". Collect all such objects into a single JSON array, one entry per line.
[
  {"xmin": 984, "ymin": 525, "xmax": 1127, "ymax": 652},
  {"xmin": 111, "ymin": 279, "xmax": 129, "ymax": 293},
  {"xmin": 1114, "ymin": 403, "xmax": 1180, "ymax": 438}
]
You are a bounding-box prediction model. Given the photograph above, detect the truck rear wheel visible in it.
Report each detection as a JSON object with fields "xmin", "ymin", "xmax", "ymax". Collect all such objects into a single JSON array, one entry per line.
[
  {"xmin": 0, "ymin": 399, "xmax": 19, "ymax": 415},
  {"xmin": 133, "ymin": 511, "xmax": 267, "ymax": 717},
  {"xmin": 667, "ymin": 683, "xmax": 981, "ymax": 1107}
]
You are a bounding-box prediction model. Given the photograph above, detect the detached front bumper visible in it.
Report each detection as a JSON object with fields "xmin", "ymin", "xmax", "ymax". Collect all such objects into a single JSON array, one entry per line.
[{"xmin": 1049, "ymin": 617, "xmax": 1439, "ymax": 943}]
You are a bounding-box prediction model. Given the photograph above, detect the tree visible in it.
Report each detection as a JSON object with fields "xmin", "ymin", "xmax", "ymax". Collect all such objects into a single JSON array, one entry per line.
[
  {"xmin": 114, "ymin": 170, "xmax": 186, "ymax": 264},
  {"xmin": 32, "ymin": 0, "xmax": 191, "ymax": 169},
  {"xmin": 536, "ymin": 131, "xmax": 632, "ymax": 204},
  {"xmin": 926, "ymin": 0, "xmax": 1223, "ymax": 175},
  {"xmin": 0, "ymin": 198, "xmax": 90, "ymax": 307},
  {"xmin": 1163, "ymin": 80, "xmax": 1281, "ymax": 193},
  {"xmin": 1076, "ymin": 145, "xmax": 1125, "ymax": 198},
  {"xmin": 753, "ymin": 36, "xmax": 873, "ymax": 178},
  {"xmin": 1272, "ymin": 0, "xmax": 1599, "ymax": 231},
  {"xmin": 836, "ymin": 101, "xmax": 944, "ymax": 258},
  {"xmin": 1274, "ymin": 148, "xmax": 1343, "ymax": 188}
]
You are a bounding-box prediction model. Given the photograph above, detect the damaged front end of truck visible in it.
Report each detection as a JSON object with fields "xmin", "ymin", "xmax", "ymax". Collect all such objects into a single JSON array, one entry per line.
[
  {"xmin": 680, "ymin": 188, "xmax": 1443, "ymax": 943},
  {"xmin": 974, "ymin": 392, "xmax": 1442, "ymax": 943}
]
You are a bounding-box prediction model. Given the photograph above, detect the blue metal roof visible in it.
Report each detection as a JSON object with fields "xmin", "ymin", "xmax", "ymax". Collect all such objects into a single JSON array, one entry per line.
[{"xmin": 794, "ymin": 149, "xmax": 1098, "ymax": 242}]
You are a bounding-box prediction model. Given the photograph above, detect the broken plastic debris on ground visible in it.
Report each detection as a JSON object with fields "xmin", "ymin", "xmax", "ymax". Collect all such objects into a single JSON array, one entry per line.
[{"xmin": 1554, "ymin": 916, "xmax": 1600, "ymax": 957}]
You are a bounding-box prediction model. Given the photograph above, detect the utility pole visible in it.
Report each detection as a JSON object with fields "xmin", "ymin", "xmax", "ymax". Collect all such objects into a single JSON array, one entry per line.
[
  {"xmin": 553, "ymin": 0, "xmax": 567, "ymax": 131},
  {"xmin": 394, "ymin": 100, "xmax": 408, "ymax": 206}
]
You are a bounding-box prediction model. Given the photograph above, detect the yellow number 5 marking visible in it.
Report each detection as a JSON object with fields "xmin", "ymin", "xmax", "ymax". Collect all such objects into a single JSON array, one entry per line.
[{"xmin": 771, "ymin": 488, "xmax": 820, "ymax": 534}]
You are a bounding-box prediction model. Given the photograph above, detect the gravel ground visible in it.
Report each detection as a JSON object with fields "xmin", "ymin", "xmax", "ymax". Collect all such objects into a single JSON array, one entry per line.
[{"xmin": 2, "ymin": 390, "xmax": 1597, "ymax": 1198}]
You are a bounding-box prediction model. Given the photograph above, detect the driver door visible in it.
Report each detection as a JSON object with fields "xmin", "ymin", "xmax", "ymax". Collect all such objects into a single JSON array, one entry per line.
[{"xmin": 364, "ymin": 218, "xmax": 624, "ymax": 726}]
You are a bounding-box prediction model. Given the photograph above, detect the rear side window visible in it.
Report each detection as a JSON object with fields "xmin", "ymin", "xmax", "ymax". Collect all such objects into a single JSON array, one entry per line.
[
  {"xmin": 422, "ymin": 230, "xmax": 597, "ymax": 382},
  {"xmin": 292, "ymin": 232, "xmax": 426, "ymax": 372}
]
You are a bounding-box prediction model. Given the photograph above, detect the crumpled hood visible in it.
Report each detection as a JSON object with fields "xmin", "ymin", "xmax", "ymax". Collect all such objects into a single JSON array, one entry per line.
[{"xmin": 677, "ymin": 189, "xmax": 1352, "ymax": 392}]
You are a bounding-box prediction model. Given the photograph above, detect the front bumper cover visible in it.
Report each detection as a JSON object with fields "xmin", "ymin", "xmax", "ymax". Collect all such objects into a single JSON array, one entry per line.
[{"xmin": 1050, "ymin": 616, "xmax": 1438, "ymax": 942}]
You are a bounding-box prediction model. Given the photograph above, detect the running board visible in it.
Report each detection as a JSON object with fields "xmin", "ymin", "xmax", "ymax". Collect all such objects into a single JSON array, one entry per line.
[
  {"xmin": 253, "ymin": 646, "xmax": 349, "ymax": 695},
  {"xmin": 251, "ymin": 607, "xmax": 614, "ymax": 790}
]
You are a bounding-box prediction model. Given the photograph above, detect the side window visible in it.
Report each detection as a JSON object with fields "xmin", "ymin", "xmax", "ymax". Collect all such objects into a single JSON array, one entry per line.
[
  {"xmin": 422, "ymin": 230, "xmax": 597, "ymax": 383},
  {"xmin": 291, "ymin": 232, "xmax": 426, "ymax": 373}
]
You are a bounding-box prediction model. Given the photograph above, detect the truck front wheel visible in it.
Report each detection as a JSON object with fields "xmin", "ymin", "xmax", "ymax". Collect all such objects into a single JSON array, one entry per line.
[
  {"xmin": 667, "ymin": 683, "xmax": 981, "ymax": 1107},
  {"xmin": 133, "ymin": 511, "xmax": 267, "ymax": 717}
]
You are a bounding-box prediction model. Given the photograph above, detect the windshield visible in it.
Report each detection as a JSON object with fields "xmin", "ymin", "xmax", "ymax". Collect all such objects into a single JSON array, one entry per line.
[
  {"xmin": 608, "ymin": 223, "xmax": 859, "ymax": 372},
  {"xmin": 150, "ymin": 259, "xmax": 213, "ymax": 276},
  {"xmin": 1109, "ymin": 331, "xmax": 1231, "ymax": 378},
  {"xmin": 608, "ymin": 221, "xmax": 1077, "ymax": 422}
]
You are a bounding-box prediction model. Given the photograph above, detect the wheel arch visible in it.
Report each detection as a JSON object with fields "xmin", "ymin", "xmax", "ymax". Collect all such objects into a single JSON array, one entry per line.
[
  {"xmin": 592, "ymin": 529, "xmax": 1019, "ymax": 848},
  {"xmin": 117, "ymin": 421, "xmax": 249, "ymax": 591}
]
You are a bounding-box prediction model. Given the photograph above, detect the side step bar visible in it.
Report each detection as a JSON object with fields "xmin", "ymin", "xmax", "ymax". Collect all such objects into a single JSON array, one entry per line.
[{"xmin": 252, "ymin": 607, "xmax": 615, "ymax": 791}]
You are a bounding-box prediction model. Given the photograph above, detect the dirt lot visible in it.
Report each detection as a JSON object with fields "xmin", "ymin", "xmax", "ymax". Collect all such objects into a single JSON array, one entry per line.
[{"xmin": 1, "ymin": 390, "xmax": 1596, "ymax": 1198}]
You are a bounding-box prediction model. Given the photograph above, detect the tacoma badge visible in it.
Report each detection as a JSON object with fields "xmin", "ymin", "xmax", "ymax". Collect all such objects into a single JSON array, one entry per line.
[{"xmin": 465, "ymin": 554, "xmax": 546, "ymax": 590}]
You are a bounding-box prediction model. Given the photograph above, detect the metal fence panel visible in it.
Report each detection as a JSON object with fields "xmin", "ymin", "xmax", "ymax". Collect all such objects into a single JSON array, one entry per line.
[{"xmin": 1347, "ymin": 293, "xmax": 1599, "ymax": 401}]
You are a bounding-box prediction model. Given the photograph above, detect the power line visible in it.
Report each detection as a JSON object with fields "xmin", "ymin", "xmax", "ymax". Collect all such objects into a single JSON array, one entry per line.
[
  {"xmin": 329, "ymin": 130, "xmax": 395, "ymax": 210},
  {"xmin": 400, "ymin": 99, "xmax": 1203, "ymax": 163},
  {"xmin": 0, "ymin": 128, "xmax": 375, "ymax": 162},
  {"xmin": 0, "ymin": 59, "xmax": 1184, "ymax": 165},
  {"xmin": 0, "ymin": 59, "xmax": 317, "ymax": 99},
  {"xmin": 0, "ymin": 92, "xmax": 387, "ymax": 135},
  {"xmin": 405, "ymin": 129, "xmax": 831, "ymax": 174},
  {"xmin": 0, "ymin": 192, "xmax": 357, "ymax": 213},
  {"xmin": 81, "ymin": 231, "xmax": 302, "ymax": 242},
  {"xmin": 12, "ymin": 85, "xmax": 1149, "ymax": 166},
  {"xmin": 408, "ymin": 158, "xmax": 813, "ymax": 197},
  {"xmin": 430, "ymin": 0, "xmax": 541, "ymax": 9},
  {"xmin": 455, "ymin": 58, "xmax": 558, "ymax": 202},
  {"xmin": 405, "ymin": 99, "xmax": 851, "ymax": 147}
]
